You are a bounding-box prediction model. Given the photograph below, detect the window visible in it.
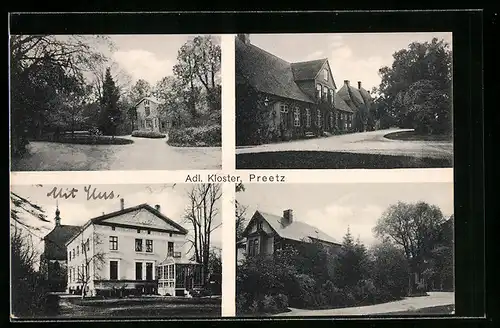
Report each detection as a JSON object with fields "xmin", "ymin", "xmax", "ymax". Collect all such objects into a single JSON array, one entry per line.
[
  {"xmin": 136, "ymin": 262, "xmax": 143, "ymax": 280},
  {"xmin": 322, "ymin": 86, "xmax": 328, "ymax": 101},
  {"xmin": 257, "ymin": 221, "xmax": 263, "ymax": 230},
  {"xmin": 109, "ymin": 236, "xmax": 118, "ymax": 250},
  {"xmin": 317, "ymin": 110, "xmax": 322, "ymax": 127},
  {"xmin": 146, "ymin": 239, "xmax": 153, "ymax": 253},
  {"xmin": 147, "ymin": 230, "xmax": 151, "ymax": 235},
  {"xmin": 68, "ymin": 268, "xmax": 71, "ymax": 283},
  {"xmin": 316, "ymin": 84, "xmax": 322, "ymax": 99},
  {"xmin": 293, "ymin": 108, "xmax": 300, "ymax": 127},
  {"xmin": 305, "ymin": 108, "xmax": 311, "ymax": 128},
  {"xmin": 330, "ymin": 89, "xmax": 334, "ymax": 104},
  {"xmin": 135, "ymin": 238, "xmax": 143, "ymax": 252},
  {"xmin": 145, "ymin": 100, "xmax": 150, "ymax": 106},
  {"xmin": 86, "ymin": 238, "xmax": 90, "ymax": 251},
  {"xmin": 69, "ymin": 251, "xmax": 71, "ymax": 261},
  {"xmin": 76, "ymin": 246, "xmax": 79, "ymax": 256},
  {"xmin": 72, "ymin": 249, "xmax": 75, "ymax": 258},
  {"xmin": 167, "ymin": 242, "xmax": 174, "ymax": 256},
  {"xmin": 330, "ymin": 113, "xmax": 334, "ymax": 129},
  {"xmin": 280, "ymin": 104, "xmax": 289, "ymax": 113},
  {"xmin": 109, "ymin": 261, "xmax": 118, "ymax": 280},
  {"xmin": 145, "ymin": 107, "xmax": 150, "ymax": 116},
  {"xmin": 111, "ymin": 226, "xmax": 115, "ymax": 231},
  {"xmin": 248, "ymin": 238, "xmax": 260, "ymax": 256},
  {"xmin": 137, "ymin": 229, "xmax": 141, "ymax": 233},
  {"xmin": 323, "ymin": 68, "xmax": 328, "ymax": 81}
]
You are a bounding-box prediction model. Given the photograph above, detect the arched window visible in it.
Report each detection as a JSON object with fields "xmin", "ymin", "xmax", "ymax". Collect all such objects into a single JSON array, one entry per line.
[
  {"xmin": 294, "ymin": 108, "xmax": 300, "ymax": 127},
  {"xmin": 305, "ymin": 109, "xmax": 311, "ymax": 128}
]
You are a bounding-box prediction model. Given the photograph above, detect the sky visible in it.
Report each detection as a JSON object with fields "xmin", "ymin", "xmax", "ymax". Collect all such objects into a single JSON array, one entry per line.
[
  {"xmin": 10, "ymin": 183, "xmax": 222, "ymax": 260},
  {"xmin": 248, "ymin": 32, "xmax": 453, "ymax": 92},
  {"xmin": 236, "ymin": 182, "xmax": 454, "ymax": 247},
  {"xmin": 93, "ymin": 34, "xmax": 220, "ymax": 86}
]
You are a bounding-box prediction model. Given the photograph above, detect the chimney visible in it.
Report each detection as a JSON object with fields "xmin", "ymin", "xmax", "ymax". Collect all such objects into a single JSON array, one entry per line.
[
  {"xmin": 120, "ymin": 198, "xmax": 124, "ymax": 210},
  {"xmin": 282, "ymin": 209, "xmax": 294, "ymax": 226},
  {"xmin": 344, "ymin": 80, "xmax": 350, "ymax": 86},
  {"xmin": 237, "ymin": 34, "xmax": 250, "ymax": 45},
  {"xmin": 358, "ymin": 81, "xmax": 362, "ymax": 89},
  {"xmin": 155, "ymin": 204, "xmax": 161, "ymax": 212}
]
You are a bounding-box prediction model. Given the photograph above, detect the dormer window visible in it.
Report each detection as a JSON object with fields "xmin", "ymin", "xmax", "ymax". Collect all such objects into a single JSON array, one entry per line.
[
  {"xmin": 316, "ymin": 84, "xmax": 322, "ymax": 99},
  {"xmin": 323, "ymin": 69, "xmax": 328, "ymax": 81}
]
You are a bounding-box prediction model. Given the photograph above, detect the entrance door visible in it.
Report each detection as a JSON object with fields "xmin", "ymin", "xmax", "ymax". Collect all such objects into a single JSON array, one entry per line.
[{"xmin": 146, "ymin": 263, "xmax": 153, "ymax": 281}]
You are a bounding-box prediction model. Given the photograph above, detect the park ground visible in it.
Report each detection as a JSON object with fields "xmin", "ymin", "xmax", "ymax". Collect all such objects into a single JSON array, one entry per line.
[
  {"xmin": 47, "ymin": 294, "xmax": 222, "ymax": 318},
  {"xmin": 11, "ymin": 135, "xmax": 222, "ymax": 171},
  {"xmin": 273, "ymin": 292, "xmax": 454, "ymax": 317},
  {"xmin": 236, "ymin": 128, "xmax": 453, "ymax": 169}
]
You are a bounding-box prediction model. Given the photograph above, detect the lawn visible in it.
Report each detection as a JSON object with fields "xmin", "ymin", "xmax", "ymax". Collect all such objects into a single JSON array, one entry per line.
[
  {"xmin": 236, "ymin": 151, "xmax": 453, "ymax": 169},
  {"xmin": 384, "ymin": 130, "xmax": 452, "ymax": 142}
]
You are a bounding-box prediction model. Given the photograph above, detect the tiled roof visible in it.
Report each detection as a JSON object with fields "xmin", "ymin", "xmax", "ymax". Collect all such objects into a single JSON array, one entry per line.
[
  {"xmin": 256, "ymin": 210, "xmax": 340, "ymax": 245},
  {"xmin": 43, "ymin": 224, "xmax": 81, "ymax": 260},
  {"xmin": 235, "ymin": 38, "xmax": 314, "ymax": 104},
  {"xmin": 338, "ymin": 84, "xmax": 366, "ymax": 109},
  {"xmin": 334, "ymin": 92, "xmax": 354, "ymax": 113},
  {"xmin": 358, "ymin": 87, "xmax": 373, "ymax": 107},
  {"xmin": 291, "ymin": 59, "xmax": 328, "ymax": 81}
]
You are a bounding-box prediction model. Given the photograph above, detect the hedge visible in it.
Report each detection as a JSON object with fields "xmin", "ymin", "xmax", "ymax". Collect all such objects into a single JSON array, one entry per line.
[
  {"xmin": 131, "ymin": 130, "xmax": 166, "ymax": 139},
  {"xmin": 34, "ymin": 134, "xmax": 134, "ymax": 145},
  {"xmin": 167, "ymin": 125, "xmax": 221, "ymax": 147}
]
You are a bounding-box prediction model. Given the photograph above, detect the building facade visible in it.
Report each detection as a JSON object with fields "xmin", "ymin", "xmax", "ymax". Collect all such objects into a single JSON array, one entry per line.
[
  {"xmin": 66, "ymin": 200, "xmax": 202, "ymax": 297},
  {"xmin": 237, "ymin": 209, "xmax": 342, "ymax": 262},
  {"xmin": 39, "ymin": 207, "xmax": 80, "ymax": 292},
  {"xmin": 134, "ymin": 97, "xmax": 172, "ymax": 133},
  {"xmin": 235, "ymin": 34, "xmax": 373, "ymax": 146}
]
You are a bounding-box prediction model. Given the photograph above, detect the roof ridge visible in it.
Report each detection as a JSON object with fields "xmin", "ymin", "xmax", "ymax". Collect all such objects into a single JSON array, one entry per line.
[
  {"xmin": 291, "ymin": 57, "xmax": 328, "ymax": 65},
  {"xmin": 241, "ymin": 39, "xmax": 292, "ymax": 65}
]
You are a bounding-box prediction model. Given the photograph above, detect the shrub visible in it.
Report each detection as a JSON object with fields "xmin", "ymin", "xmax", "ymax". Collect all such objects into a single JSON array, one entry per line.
[
  {"xmin": 131, "ymin": 130, "xmax": 166, "ymax": 138},
  {"xmin": 167, "ymin": 124, "xmax": 221, "ymax": 147}
]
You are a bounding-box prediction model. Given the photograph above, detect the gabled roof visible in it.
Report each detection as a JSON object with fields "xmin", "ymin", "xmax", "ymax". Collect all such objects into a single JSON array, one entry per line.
[
  {"xmin": 65, "ymin": 204, "xmax": 188, "ymax": 246},
  {"xmin": 43, "ymin": 224, "xmax": 81, "ymax": 260},
  {"xmin": 358, "ymin": 87, "xmax": 373, "ymax": 107},
  {"xmin": 334, "ymin": 92, "xmax": 354, "ymax": 113},
  {"xmin": 338, "ymin": 84, "xmax": 366, "ymax": 107},
  {"xmin": 134, "ymin": 97, "xmax": 164, "ymax": 108},
  {"xmin": 291, "ymin": 58, "xmax": 327, "ymax": 81},
  {"xmin": 244, "ymin": 210, "xmax": 340, "ymax": 246},
  {"xmin": 235, "ymin": 38, "xmax": 314, "ymax": 104}
]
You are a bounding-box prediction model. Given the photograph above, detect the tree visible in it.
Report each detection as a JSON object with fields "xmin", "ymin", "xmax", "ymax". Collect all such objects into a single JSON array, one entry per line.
[
  {"xmin": 184, "ymin": 184, "xmax": 222, "ymax": 285},
  {"xmin": 377, "ymin": 38, "xmax": 452, "ymax": 134},
  {"xmin": 10, "ymin": 35, "xmax": 110, "ymax": 156},
  {"xmin": 75, "ymin": 232, "xmax": 105, "ymax": 298},
  {"xmin": 235, "ymin": 182, "xmax": 248, "ymax": 242},
  {"xmin": 99, "ymin": 67, "xmax": 121, "ymax": 135},
  {"xmin": 10, "ymin": 190, "xmax": 52, "ymax": 317},
  {"xmin": 191, "ymin": 36, "xmax": 221, "ymax": 112},
  {"xmin": 334, "ymin": 228, "xmax": 371, "ymax": 290},
  {"xmin": 129, "ymin": 79, "xmax": 152, "ymax": 105},
  {"xmin": 373, "ymin": 201, "xmax": 446, "ymax": 295},
  {"xmin": 370, "ymin": 239, "xmax": 410, "ymax": 300}
]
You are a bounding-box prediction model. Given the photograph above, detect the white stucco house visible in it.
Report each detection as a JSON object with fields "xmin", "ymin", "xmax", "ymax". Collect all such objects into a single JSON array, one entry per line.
[
  {"xmin": 65, "ymin": 199, "xmax": 203, "ymax": 297},
  {"xmin": 134, "ymin": 97, "xmax": 172, "ymax": 133}
]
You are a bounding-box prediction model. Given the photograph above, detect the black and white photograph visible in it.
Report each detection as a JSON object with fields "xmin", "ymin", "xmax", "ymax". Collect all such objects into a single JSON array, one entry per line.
[
  {"xmin": 10, "ymin": 183, "xmax": 222, "ymax": 319},
  {"xmin": 235, "ymin": 33, "xmax": 453, "ymax": 169},
  {"xmin": 10, "ymin": 34, "xmax": 222, "ymax": 171},
  {"xmin": 235, "ymin": 182, "xmax": 454, "ymax": 317}
]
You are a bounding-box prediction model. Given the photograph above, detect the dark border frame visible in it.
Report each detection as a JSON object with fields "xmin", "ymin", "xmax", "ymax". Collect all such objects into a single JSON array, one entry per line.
[{"xmin": 8, "ymin": 10, "xmax": 487, "ymax": 325}]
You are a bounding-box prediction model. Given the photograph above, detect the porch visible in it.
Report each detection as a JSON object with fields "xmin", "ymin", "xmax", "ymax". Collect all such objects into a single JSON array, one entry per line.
[{"xmin": 157, "ymin": 256, "xmax": 204, "ymax": 297}]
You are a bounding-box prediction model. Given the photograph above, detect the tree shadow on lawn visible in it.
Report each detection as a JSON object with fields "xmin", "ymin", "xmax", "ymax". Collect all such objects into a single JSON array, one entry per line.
[{"xmin": 236, "ymin": 151, "xmax": 452, "ymax": 169}]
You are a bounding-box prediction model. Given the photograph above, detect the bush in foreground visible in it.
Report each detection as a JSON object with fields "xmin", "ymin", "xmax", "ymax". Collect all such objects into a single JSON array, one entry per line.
[
  {"xmin": 167, "ymin": 125, "xmax": 221, "ymax": 147},
  {"xmin": 131, "ymin": 130, "xmax": 166, "ymax": 139}
]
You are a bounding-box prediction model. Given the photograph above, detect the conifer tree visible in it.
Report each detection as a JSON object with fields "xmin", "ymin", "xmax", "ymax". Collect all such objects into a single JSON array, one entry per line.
[{"xmin": 99, "ymin": 67, "xmax": 121, "ymax": 135}]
